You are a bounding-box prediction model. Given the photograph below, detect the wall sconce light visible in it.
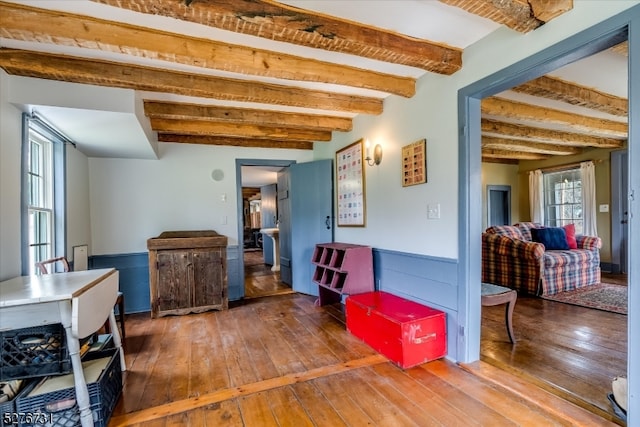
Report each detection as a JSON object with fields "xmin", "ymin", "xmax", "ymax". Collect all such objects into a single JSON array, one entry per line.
[{"xmin": 364, "ymin": 139, "xmax": 383, "ymax": 166}]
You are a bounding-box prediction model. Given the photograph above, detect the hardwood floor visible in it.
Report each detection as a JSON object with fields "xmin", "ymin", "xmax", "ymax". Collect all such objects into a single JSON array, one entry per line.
[
  {"xmin": 481, "ymin": 274, "xmax": 628, "ymax": 425},
  {"xmin": 109, "ymin": 292, "xmax": 617, "ymax": 426},
  {"xmin": 243, "ymin": 249, "xmax": 292, "ymax": 299}
]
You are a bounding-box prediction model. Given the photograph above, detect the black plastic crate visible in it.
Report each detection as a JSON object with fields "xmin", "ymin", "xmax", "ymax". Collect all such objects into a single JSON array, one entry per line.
[
  {"xmin": 1, "ymin": 325, "xmax": 71, "ymax": 382},
  {"xmin": 15, "ymin": 348, "xmax": 122, "ymax": 427},
  {"xmin": 1, "ymin": 379, "xmax": 33, "ymax": 427}
]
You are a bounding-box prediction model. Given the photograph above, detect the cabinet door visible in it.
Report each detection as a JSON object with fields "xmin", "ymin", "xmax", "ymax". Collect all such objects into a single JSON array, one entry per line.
[
  {"xmin": 192, "ymin": 249, "xmax": 224, "ymax": 308},
  {"xmin": 156, "ymin": 250, "xmax": 191, "ymax": 313}
]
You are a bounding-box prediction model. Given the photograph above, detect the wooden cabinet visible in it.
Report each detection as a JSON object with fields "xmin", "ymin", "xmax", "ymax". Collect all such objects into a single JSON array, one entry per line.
[
  {"xmin": 147, "ymin": 230, "xmax": 228, "ymax": 318},
  {"xmin": 311, "ymin": 242, "xmax": 374, "ymax": 306}
]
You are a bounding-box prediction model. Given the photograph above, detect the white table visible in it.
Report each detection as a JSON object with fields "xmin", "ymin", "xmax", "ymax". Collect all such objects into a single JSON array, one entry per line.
[{"xmin": 0, "ymin": 268, "xmax": 126, "ymax": 427}]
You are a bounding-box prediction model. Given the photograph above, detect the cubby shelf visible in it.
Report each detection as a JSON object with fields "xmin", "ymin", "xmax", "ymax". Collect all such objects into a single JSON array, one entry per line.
[{"xmin": 311, "ymin": 242, "xmax": 374, "ymax": 306}]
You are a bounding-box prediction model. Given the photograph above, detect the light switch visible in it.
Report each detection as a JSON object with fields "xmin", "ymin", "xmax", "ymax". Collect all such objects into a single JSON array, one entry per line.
[
  {"xmin": 599, "ymin": 204, "xmax": 609, "ymax": 213},
  {"xmin": 221, "ymin": 193, "xmax": 227, "ymax": 202},
  {"xmin": 221, "ymin": 215, "xmax": 228, "ymax": 225},
  {"xmin": 427, "ymin": 203, "xmax": 441, "ymax": 219}
]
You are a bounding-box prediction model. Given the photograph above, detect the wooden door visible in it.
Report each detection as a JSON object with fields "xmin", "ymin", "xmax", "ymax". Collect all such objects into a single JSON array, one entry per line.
[
  {"xmin": 156, "ymin": 250, "xmax": 191, "ymax": 313},
  {"xmin": 290, "ymin": 159, "xmax": 333, "ymax": 296},
  {"xmin": 192, "ymin": 249, "xmax": 224, "ymax": 308},
  {"xmin": 277, "ymin": 168, "xmax": 292, "ymax": 284}
]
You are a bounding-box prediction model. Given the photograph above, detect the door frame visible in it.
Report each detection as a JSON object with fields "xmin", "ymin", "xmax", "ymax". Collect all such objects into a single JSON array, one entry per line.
[
  {"xmin": 457, "ymin": 7, "xmax": 639, "ymax": 422},
  {"xmin": 486, "ymin": 185, "xmax": 511, "ymax": 227},
  {"xmin": 611, "ymin": 149, "xmax": 628, "ymax": 274},
  {"xmin": 236, "ymin": 159, "xmax": 295, "ymax": 299}
]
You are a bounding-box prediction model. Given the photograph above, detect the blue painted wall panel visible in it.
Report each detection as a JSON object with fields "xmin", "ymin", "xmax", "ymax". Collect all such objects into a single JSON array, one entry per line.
[
  {"xmin": 226, "ymin": 245, "xmax": 242, "ymax": 301},
  {"xmin": 90, "ymin": 247, "xmax": 243, "ymax": 315},
  {"xmin": 373, "ymin": 248, "xmax": 459, "ymax": 361},
  {"xmin": 90, "ymin": 253, "xmax": 150, "ymax": 314}
]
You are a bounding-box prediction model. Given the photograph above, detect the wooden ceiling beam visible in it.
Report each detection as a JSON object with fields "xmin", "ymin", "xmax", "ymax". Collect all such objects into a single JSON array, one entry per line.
[
  {"xmin": 439, "ymin": 0, "xmax": 572, "ymax": 33},
  {"xmin": 482, "ymin": 97, "xmax": 627, "ymax": 138},
  {"xmin": 481, "ymin": 157, "xmax": 519, "ymax": 165},
  {"xmin": 91, "ymin": 0, "xmax": 462, "ymax": 74},
  {"xmin": 481, "ymin": 119, "xmax": 624, "ymax": 148},
  {"xmin": 482, "ymin": 148, "xmax": 551, "ymax": 161},
  {"xmin": 143, "ymin": 101, "xmax": 352, "ymax": 132},
  {"xmin": 157, "ymin": 133, "xmax": 314, "ymax": 150},
  {"xmin": 511, "ymin": 75, "xmax": 627, "ymax": 117},
  {"xmin": 150, "ymin": 118, "xmax": 332, "ymax": 141},
  {"xmin": 0, "ymin": 48, "xmax": 382, "ymax": 115},
  {"xmin": 482, "ymin": 136, "xmax": 582, "ymax": 156},
  {"xmin": 0, "ymin": 2, "xmax": 414, "ymax": 97}
]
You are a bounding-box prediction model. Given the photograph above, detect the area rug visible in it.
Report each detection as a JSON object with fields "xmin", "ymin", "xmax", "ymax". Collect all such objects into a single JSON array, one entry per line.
[{"xmin": 542, "ymin": 282, "xmax": 628, "ymax": 315}]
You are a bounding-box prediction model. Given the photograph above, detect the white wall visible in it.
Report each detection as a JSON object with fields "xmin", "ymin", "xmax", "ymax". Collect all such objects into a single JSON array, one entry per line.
[
  {"xmin": 88, "ymin": 143, "xmax": 313, "ymax": 254},
  {"xmin": 0, "ymin": 70, "xmax": 23, "ymax": 280},
  {"xmin": 66, "ymin": 145, "xmax": 92, "ymax": 260}
]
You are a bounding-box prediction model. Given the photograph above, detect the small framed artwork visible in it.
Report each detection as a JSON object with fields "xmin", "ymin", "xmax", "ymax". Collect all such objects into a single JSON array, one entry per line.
[
  {"xmin": 402, "ymin": 139, "xmax": 427, "ymax": 187},
  {"xmin": 336, "ymin": 139, "xmax": 366, "ymax": 227}
]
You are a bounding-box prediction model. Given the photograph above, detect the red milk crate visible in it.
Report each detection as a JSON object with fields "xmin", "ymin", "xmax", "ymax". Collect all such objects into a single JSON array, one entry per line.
[{"xmin": 346, "ymin": 291, "xmax": 446, "ymax": 369}]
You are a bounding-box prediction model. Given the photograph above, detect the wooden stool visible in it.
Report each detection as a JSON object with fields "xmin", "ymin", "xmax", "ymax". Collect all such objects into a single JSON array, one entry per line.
[{"xmin": 481, "ymin": 283, "xmax": 517, "ymax": 343}]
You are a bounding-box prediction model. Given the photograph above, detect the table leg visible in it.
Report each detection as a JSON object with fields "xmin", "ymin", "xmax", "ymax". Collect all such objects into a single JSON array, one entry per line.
[
  {"xmin": 59, "ymin": 303, "xmax": 94, "ymax": 427},
  {"xmin": 505, "ymin": 293, "xmax": 517, "ymax": 344},
  {"xmin": 108, "ymin": 309, "xmax": 127, "ymax": 371}
]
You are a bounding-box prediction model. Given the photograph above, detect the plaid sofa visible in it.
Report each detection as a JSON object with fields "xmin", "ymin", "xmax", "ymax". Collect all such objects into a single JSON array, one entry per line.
[{"xmin": 482, "ymin": 222, "xmax": 602, "ymax": 295}]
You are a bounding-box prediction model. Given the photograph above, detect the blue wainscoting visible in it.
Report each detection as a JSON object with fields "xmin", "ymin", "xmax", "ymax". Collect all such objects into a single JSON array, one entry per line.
[
  {"xmin": 373, "ymin": 248, "xmax": 459, "ymax": 361},
  {"xmin": 89, "ymin": 246, "xmax": 243, "ymax": 315},
  {"xmin": 226, "ymin": 245, "xmax": 242, "ymax": 301},
  {"xmin": 89, "ymin": 252, "xmax": 150, "ymax": 314}
]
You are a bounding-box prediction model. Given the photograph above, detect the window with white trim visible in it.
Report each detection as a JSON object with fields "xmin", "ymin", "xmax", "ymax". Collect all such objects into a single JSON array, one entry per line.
[
  {"xmin": 543, "ymin": 168, "xmax": 583, "ymax": 234},
  {"xmin": 22, "ymin": 114, "xmax": 67, "ymax": 275}
]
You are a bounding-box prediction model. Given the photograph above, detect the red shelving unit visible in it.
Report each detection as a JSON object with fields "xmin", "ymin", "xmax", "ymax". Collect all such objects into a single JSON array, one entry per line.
[{"xmin": 311, "ymin": 243, "xmax": 374, "ymax": 306}]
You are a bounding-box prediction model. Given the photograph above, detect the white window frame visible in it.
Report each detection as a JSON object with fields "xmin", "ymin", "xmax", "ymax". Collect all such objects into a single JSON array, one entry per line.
[
  {"xmin": 543, "ymin": 168, "xmax": 583, "ymax": 234},
  {"xmin": 21, "ymin": 114, "xmax": 67, "ymax": 275}
]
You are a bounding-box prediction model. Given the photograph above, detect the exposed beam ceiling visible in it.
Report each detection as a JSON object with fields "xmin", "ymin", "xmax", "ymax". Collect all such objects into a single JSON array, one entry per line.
[
  {"xmin": 91, "ymin": 0, "xmax": 463, "ymax": 74},
  {"xmin": 5, "ymin": 0, "xmax": 629, "ymax": 163},
  {"xmin": 439, "ymin": 0, "xmax": 574, "ymax": 32}
]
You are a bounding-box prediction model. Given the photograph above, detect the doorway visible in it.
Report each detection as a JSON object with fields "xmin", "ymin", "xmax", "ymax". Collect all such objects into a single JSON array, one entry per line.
[
  {"xmin": 486, "ymin": 185, "xmax": 511, "ymax": 227},
  {"xmin": 458, "ymin": 12, "xmax": 637, "ymax": 423},
  {"xmin": 237, "ymin": 160, "xmax": 294, "ymax": 299}
]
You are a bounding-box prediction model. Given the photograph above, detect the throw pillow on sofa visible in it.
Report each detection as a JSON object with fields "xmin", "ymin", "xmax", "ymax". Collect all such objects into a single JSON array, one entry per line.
[
  {"xmin": 531, "ymin": 227, "xmax": 570, "ymax": 250},
  {"xmin": 563, "ymin": 223, "xmax": 578, "ymax": 249}
]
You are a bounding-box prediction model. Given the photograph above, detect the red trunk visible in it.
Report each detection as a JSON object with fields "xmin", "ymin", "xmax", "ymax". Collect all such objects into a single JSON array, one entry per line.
[{"xmin": 346, "ymin": 291, "xmax": 447, "ymax": 369}]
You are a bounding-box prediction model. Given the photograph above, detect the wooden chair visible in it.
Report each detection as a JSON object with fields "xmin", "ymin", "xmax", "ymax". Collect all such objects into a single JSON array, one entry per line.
[
  {"xmin": 35, "ymin": 256, "xmax": 126, "ymax": 339},
  {"xmin": 35, "ymin": 256, "xmax": 70, "ymax": 275}
]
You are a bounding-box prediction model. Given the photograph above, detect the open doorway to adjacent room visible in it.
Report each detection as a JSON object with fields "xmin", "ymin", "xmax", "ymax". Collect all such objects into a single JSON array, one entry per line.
[
  {"xmin": 240, "ymin": 164, "xmax": 293, "ymax": 299},
  {"xmin": 466, "ymin": 28, "xmax": 630, "ymax": 423}
]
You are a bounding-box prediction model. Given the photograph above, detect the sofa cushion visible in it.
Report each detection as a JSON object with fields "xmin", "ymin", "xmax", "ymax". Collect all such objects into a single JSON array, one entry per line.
[
  {"xmin": 485, "ymin": 225, "xmax": 523, "ymax": 240},
  {"xmin": 531, "ymin": 227, "xmax": 570, "ymax": 250},
  {"xmin": 563, "ymin": 223, "xmax": 578, "ymax": 249},
  {"xmin": 543, "ymin": 248, "xmax": 597, "ymax": 268},
  {"xmin": 515, "ymin": 222, "xmax": 542, "ymax": 241}
]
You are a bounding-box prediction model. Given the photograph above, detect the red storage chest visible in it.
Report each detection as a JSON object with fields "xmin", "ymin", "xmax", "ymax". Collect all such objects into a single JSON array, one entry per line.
[{"xmin": 346, "ymin": 291, "xmax": 446, "ymax": 369}]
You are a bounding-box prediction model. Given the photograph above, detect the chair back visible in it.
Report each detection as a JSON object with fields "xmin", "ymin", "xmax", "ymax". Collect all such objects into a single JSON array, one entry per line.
[{"xmin": 35, "ymin": 256, "xmax": 70, "ymax": 274}]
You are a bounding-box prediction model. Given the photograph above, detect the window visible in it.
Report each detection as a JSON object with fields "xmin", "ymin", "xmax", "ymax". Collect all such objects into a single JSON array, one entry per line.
[
  {"xmin": 543, "ymin": 168, "xmax": 582, "ymax": 234},
  {"xmin": 22, "ymin": 114, "xmax": 67, "ymax": 275}
]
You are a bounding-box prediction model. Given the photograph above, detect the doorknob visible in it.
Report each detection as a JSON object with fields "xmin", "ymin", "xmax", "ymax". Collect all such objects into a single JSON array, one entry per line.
[{"xmin": 325, "ymin": 216, "xmax": 331, "ymax": 229}]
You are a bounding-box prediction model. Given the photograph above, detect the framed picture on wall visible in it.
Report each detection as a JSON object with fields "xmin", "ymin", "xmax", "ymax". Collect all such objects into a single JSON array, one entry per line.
[
  {"xmin": 336, "ymin": 139, "xmax": 366, "ymax": 227},
  {"xmin": 402, "ymin": 138, "xmax": 427, "ymax": 187}
]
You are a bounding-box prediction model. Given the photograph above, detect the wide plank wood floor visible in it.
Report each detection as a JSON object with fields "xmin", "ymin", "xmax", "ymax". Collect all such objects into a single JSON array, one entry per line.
[
  {"xmin": 243, "ymin": 249, "xmax": 292, "ymax": 299},
  {"xmin": 481, "ymin": 276, "xmax": 627, "ymax": 425},
  {"xmin": 109, "ymin": 292, "xmax": 616, "ymax": 426}
]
